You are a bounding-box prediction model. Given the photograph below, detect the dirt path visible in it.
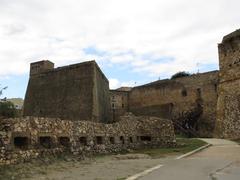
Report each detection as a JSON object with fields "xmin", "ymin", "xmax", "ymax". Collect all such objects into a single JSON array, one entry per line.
[
  {"xmin": 0, "ymin": 138, "xmax": 205, "ymax": 180},
  {"xmin": 24, "ymin": 154, "xmax": 174, "ymax": 180}
]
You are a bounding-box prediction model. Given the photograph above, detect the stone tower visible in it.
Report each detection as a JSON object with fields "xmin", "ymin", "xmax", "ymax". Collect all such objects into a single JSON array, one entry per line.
[
  {"xmin": 30, "ymin": 60, "xmax": 54, "ymax": 76},
  {"xmin": 215, "ymin": 29, "xmax": 240, "ymax": 138},
  {"xmin": 24, "ymin": 60, "xmax": 110, "ymax": 123}
]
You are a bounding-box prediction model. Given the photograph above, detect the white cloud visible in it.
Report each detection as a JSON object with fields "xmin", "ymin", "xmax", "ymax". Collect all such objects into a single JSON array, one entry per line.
[
  {"xmin": 0, "ymin": 0, "xmax": 239, "ymax": 79},
  {"xmin": 109, "ymin": 78, "xmax": 136, "ymax": 89},
  {"xmin": 109, "ymin": 78, "xmax": 120, "ymax": 89}
]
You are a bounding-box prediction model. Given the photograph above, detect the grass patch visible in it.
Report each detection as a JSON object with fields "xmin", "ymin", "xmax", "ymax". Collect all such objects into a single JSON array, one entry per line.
[
  {"xmin": 0, "ymin": 152, "xmax": 83, "ymax": 180},
  {"xmin": 232, "ymin": 139, "xmax": 240, "ymax": 145},
  {"xmin": 175, "ymin": 134, "xmax": 188, "ymax": 138},
  {"xmin": 129, "ymin": 138, "xmax": 207, "ymax": 158}
]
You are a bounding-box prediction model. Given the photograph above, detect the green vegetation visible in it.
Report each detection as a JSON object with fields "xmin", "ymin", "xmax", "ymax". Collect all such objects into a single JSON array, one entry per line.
[
  {"xmin": 232, "ymin": 139, "xmax": 240, "ymax": 144},
  {"xmin": 130, "ymin": 138, "xmax": 207, "ymax": 158},
  {"xmin": 7, "ymin": 98, "xmax": 24, "ymax": 108},
  {"xmin": 0, "ymin": 85, "xmax": 20, "ymax": 118},
  {"xmin": 0, "ymin": 85, "xmax": 7, "ymax": 96},
  {"xmin": 0, "ymin": 101, "xmax": 17, "ymax": 118},
  {"xmin": 171, "ymin": 71, "xmax": 191, "ymax": 79},
  {"xmin": 175, "ymin": 134, "xmax": 188, "ymax": 138},
  {"xmin": 0, "ymin": 152, "xmax": 79, "ymax": 179}
]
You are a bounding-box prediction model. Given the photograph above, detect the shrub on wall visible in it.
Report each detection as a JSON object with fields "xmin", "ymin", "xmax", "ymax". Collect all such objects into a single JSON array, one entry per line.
[{"xmin": 171, "ymin": 71, "xmax": 191, "ymax": 79}]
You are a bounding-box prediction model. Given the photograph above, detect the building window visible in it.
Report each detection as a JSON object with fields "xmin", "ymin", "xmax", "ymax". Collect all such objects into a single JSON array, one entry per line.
[
  {"xmin": 129, "ymin": 137, "xmax": 133, "ymax": 143},
  {"xmin": 181, "ymin": 89, "xmax": 187, "ymax": 97},
  {"xmin": 197, "ymin": 88, "xmax": 201, "ymax": 97},
  {"xmin": 14, "ymin": 137, "xmax": 29, "ymax": 150},
  {"xmin": 79, "ymin": 137, "xmax": 87, "ymax": 146},
  {"xmin": 39, "ymin": 136, "xmax": 53, "ymax": 149},
  {"xmin": 214, "ymin": 84, "xmax": 217, "ymax": 92},
  {"xmin": 0, "ymin": 138, "xmax": 3, "ymax": 147},
  {"xmin": 112, "ymin": 103, "xmax": 115, "ymax": 108},
  {"xmin": 96, "ymin": 136, "xmax": 103, "ymax": 145},
  {"xmin": 109, "ymin": 137, "xmax": 115, "ymax": 144},
  {"xmin": 58, "ymin": 137, "xmax": 70, "ymax": 147},
  {"xmin": 120, "ymin": 136, "xmax": 125, "ymax": 144},
  {"xmin": 122, "ymin": 104, "xmax": 124, "ymax": 108},
  {"xmin": 140, "ymin": 136, "xmax": 152, "ymax": 142}
]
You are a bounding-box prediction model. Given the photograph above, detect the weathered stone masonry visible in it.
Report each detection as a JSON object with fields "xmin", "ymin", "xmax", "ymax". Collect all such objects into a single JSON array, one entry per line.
[
  {"xmin": 215, "ymin": 29, "xmax": 240, "ymax": 139},
  {"xmin": 0, "ymin": 114, "xmax": 175, "ymax": 164},
  {"xmin": 24, "ymin": 60, "xmax": 110, "ymax": 123},
  {"xmin": 110, "ymin": 88, "xmax": 131, "ymax": 122},
  {"xmin": 111, "ymin": 71, "xmax": 219, "ymax": 137},
  {"xmin": 110, "ymin": 29, "xmax": 240, "ymax": 139},
  {"xmin": 1, "ymin": 29, "xmax": 239, "ymax": 165}
]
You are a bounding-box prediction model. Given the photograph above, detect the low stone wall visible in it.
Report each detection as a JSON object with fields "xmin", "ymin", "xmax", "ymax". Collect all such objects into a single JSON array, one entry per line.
[
  {"xmin": 0, "ymin": 113, "xmax": 175, "ymax": 165},
  {"xmin": 0, "ymin": 117, "xmax": 72, "ymax": 164}
]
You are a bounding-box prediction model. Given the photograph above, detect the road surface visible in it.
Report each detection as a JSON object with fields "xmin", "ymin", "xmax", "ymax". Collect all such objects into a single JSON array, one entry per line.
[{"xmin": 138, "ymin": 138, "xmax": 240, "ymax": 180}]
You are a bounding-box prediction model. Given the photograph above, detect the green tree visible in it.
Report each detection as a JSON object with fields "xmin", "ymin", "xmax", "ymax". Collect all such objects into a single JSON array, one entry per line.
[
  {"xmin": 0, "ymin": 85, "xmax": 17, "ymax": 118},
  {"xmin": 0, "ymin": 85, "xmax": 7, "ymax": 96},
  {"xmin": 0, "ymin": 101, "xmax": 17, "ymax": 118},
  {"xmin": 171, "ymin": 71, "xmax": 191, "ymax": 79}
]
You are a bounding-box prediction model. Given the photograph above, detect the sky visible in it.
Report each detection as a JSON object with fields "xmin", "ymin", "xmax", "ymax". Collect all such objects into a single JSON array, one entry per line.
[{"xmin": 0, "ymin": 0, "xmax": 239, "ymax": 98}]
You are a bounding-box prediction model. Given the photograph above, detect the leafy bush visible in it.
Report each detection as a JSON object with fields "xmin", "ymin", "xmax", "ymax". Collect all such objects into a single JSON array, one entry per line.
[
  {"xmin": 0, "ymin": 101, "xmax": 17, "ymax": 118},
  {"xmin": 171, "ymin": 71, "xmax": 191, "ymax": 79}
]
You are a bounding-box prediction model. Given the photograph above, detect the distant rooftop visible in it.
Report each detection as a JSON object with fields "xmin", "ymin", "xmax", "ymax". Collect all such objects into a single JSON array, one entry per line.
[{"xmin": 114, "ymin": 87, "xmax": 132, "ymax": 92}]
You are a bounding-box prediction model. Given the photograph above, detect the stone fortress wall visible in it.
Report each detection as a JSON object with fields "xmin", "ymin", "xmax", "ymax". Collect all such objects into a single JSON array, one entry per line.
[
  {"xmin": 0, "ymin": 114, "xmax": 175, "ymax": 165},
  {"xmin": 110, "ymin": 29, "xmax": 240, "ymax": 138},
  {"xmin": 24, "ymin": 60, "xmax": 110, "ymax": 123},
  {"xmin": 215, "ymin": 29, "xmax": 240, "ymax": 138},
  {"xmin": 111, "ymin": 71, "xmax": 219, "ymax": 137},
  {"xmin": 109, "ymin": 88, "xmax": 130, "ymax": 122},
  {"xmin": 1, "ymin": 29, "xmax": 239, "ymax": 165},
  {"xmin": 17, "ymin": 59, "xmax": 175, "ymax": 166}
]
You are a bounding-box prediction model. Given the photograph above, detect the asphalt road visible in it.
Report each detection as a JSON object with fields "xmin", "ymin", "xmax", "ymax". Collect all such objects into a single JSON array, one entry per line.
[{"xmin": 139, "ymin": 139, "xmax": 240, "ymax": 180}]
